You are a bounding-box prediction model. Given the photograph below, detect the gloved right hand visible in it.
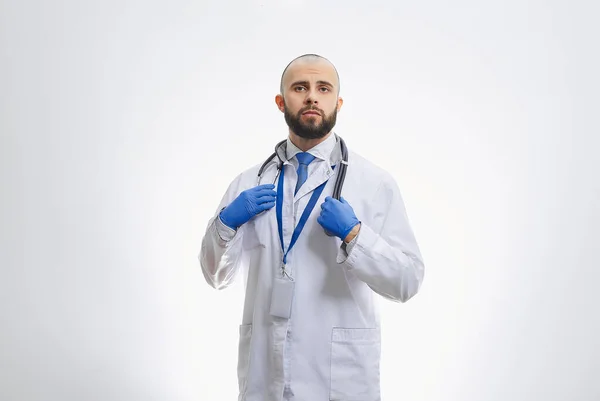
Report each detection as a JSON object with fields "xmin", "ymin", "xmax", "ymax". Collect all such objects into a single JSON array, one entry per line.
[{"xmin": 219, "ymin": 184, "xmax": 277, "ymax": 230}]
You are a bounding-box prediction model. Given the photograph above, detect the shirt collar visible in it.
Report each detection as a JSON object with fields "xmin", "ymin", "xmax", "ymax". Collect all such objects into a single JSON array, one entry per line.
[{"xmin": 285, "ymin": 132, "xmax": 337, "ymax": 162}]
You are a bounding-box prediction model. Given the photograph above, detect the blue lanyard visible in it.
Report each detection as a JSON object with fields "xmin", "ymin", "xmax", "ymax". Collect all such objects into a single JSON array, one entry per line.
[{"xmin": 276, "ymin": 164, "xmax": 335, "ymax": 265}]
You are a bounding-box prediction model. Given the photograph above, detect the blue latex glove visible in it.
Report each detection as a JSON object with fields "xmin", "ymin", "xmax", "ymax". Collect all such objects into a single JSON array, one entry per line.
[
  {"xmin": 317, "ymin": 196, "xmax": 360, "ymax": 241},
  {"xmin": 219, "ymin": 184, "xmax": 277, "ymax": 230}
]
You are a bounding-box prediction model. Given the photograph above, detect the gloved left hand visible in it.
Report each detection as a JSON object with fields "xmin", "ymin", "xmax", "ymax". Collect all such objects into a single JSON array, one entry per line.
[{"xmin": 317, "ymin": 196, "xmax": 360, "ymax": 241}]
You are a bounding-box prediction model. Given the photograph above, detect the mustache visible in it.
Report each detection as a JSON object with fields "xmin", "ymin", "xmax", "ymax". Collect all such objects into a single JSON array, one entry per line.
[{"xmin": 299, "ymin": 106, "xmax": 323, "ymax": 115}]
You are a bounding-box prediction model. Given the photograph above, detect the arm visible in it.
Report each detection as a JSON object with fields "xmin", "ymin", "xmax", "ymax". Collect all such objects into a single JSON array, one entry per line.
[
  {"xmin": 199, "ymin": 176, "xmax": 277, "ymax": 290},
  {"xmin": 337, "ymin": 177, "xmax": 425, "ymax": 303},
  {"xmin": 199, "ymin": 174, "xmax": 246, "ymax": 290}
]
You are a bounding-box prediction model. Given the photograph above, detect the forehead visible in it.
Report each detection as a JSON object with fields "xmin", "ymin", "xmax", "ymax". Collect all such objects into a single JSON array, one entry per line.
[{"xmin": 282, "ymin": 59, "xmax": 339, "ymax": 89}]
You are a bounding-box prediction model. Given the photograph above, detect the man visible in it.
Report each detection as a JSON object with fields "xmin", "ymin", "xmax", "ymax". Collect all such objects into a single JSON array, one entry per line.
[{"xmin": 199, "ymin": 54, "xmax": 424, "ymax": 401}]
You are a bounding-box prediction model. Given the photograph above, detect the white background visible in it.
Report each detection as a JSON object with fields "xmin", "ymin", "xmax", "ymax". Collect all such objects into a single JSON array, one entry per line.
[{"xmin": 1, "ymin": 0, "xmax": 599, "ymax": 400}]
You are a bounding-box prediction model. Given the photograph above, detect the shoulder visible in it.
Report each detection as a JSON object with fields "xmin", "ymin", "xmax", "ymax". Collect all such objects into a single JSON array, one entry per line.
[
  {"xmin": 224, "ymin": 158, "xmax": 274, "ymax": 193},
  {"xmin": 240, "ymin": 162, "xmax": 263, "ymax": 179},
  {"xmin": 348, "ymin": 148, "xmax": 397, "ymax": 189},
  {"xmin": 346, "ymin": 149, "xmax": 408, "ymax": 215}
]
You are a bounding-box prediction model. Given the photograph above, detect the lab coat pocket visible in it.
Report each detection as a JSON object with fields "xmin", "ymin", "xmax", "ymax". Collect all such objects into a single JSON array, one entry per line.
[
  {"xmin": 237, "ymin": 324, "xmax": 253, "ymax": 396},
  {"xmin": 330, "ymin": 327, "xmax": 381, "ymax": 401}
]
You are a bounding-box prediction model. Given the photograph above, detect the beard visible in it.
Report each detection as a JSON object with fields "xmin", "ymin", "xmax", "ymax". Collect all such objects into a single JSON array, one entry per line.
[{"xmin": 284, "ymin": 104, "xmax": 337, "ymax": 139}]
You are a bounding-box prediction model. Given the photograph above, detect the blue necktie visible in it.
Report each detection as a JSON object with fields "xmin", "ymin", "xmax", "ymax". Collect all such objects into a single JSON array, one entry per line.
[{"xmin": 295, "ymin": 152, "xmax": 316, "ymax": 195}]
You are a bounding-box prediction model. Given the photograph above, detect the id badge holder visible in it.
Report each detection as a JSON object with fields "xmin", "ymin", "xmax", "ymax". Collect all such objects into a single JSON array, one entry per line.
[{"xmin": 270, "ymin": 272, "xmax": 295, "ymax": 319}]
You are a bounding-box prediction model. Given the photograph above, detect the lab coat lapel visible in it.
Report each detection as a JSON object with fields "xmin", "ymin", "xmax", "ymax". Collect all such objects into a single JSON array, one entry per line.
[
  {"xmin": 293, "ymin": 161, "xmax": 334, "ymax": 202},
  {"xmin": 275, "ymin": 132, "xmax": 342, "ymax": 202}
]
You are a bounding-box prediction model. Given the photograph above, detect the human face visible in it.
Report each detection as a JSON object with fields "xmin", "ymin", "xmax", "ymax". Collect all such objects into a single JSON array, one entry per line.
[{"xmin": 276, "ymin": 60, "xmax": 343, "ymax": 139}]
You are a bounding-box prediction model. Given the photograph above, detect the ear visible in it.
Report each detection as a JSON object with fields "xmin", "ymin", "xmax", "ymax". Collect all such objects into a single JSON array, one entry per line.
[
  {"xmin": 275, "ymin": 94, "xmax": 285, "ymax": 113},
  {"xmin": 336, "ymin": 97, "xmax": 344, "ymax": 112}
]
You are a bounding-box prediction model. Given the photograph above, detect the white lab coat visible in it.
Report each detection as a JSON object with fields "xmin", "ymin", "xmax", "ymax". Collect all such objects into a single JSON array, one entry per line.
[{"xmin": 199, "ymin": 133, "xmax": 424, "ymax": 401}]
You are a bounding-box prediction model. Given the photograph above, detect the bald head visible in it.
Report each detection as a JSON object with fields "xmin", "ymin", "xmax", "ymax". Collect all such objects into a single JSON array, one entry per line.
[{"xmin": 279, "ymin": 54, "xmax": 340, "ymax": 96}]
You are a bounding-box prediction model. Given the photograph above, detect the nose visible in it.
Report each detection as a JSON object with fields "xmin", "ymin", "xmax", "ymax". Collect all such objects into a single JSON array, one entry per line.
[{"xmin": 304, "ymin": 89, "xmax": 318, "ymax": 105}]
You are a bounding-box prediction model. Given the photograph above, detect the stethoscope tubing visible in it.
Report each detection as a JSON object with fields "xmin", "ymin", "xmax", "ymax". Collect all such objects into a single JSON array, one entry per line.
[
  {"xmin": 257, "ymin": 134, "xmax": 348, "ymax": 200},
  {"xmin": 257, "ymin": 135, "xmax": 348, "ymax": 237}
]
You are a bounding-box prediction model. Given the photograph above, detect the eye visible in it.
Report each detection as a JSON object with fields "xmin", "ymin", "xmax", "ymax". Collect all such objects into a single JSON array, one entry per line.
[
  {"xmin": 294, "ymin": 86, "xmax": 306, "ymax": 92},
  {"xmin": 319, "ymin": 87, "xmax": 330, "ymax": 92}
]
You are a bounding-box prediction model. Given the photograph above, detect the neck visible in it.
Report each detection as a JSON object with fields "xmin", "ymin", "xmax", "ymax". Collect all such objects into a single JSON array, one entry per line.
[{"xmin": 289, "ymin": 131, "xmax": 332, "ymax": 152}]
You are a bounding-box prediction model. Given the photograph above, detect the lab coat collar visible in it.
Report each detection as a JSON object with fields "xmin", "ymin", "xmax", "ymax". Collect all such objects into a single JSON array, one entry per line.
[
  {"xmin": 275, "ymin": 132, "xmax": 342, "ymax": 167},
  {"xmin": 285, "ymin": 132, "xmax": 337, "ymax": 163},
  {"xmin": 274, "ymin": 132, "xmax": 343, "ymax": 201}
]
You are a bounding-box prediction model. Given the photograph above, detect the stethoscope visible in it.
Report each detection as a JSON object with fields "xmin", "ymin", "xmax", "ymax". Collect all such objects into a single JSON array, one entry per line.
[{"xmin": 257, "ymin": 134, "xmax": 349, "ymax": 236}]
